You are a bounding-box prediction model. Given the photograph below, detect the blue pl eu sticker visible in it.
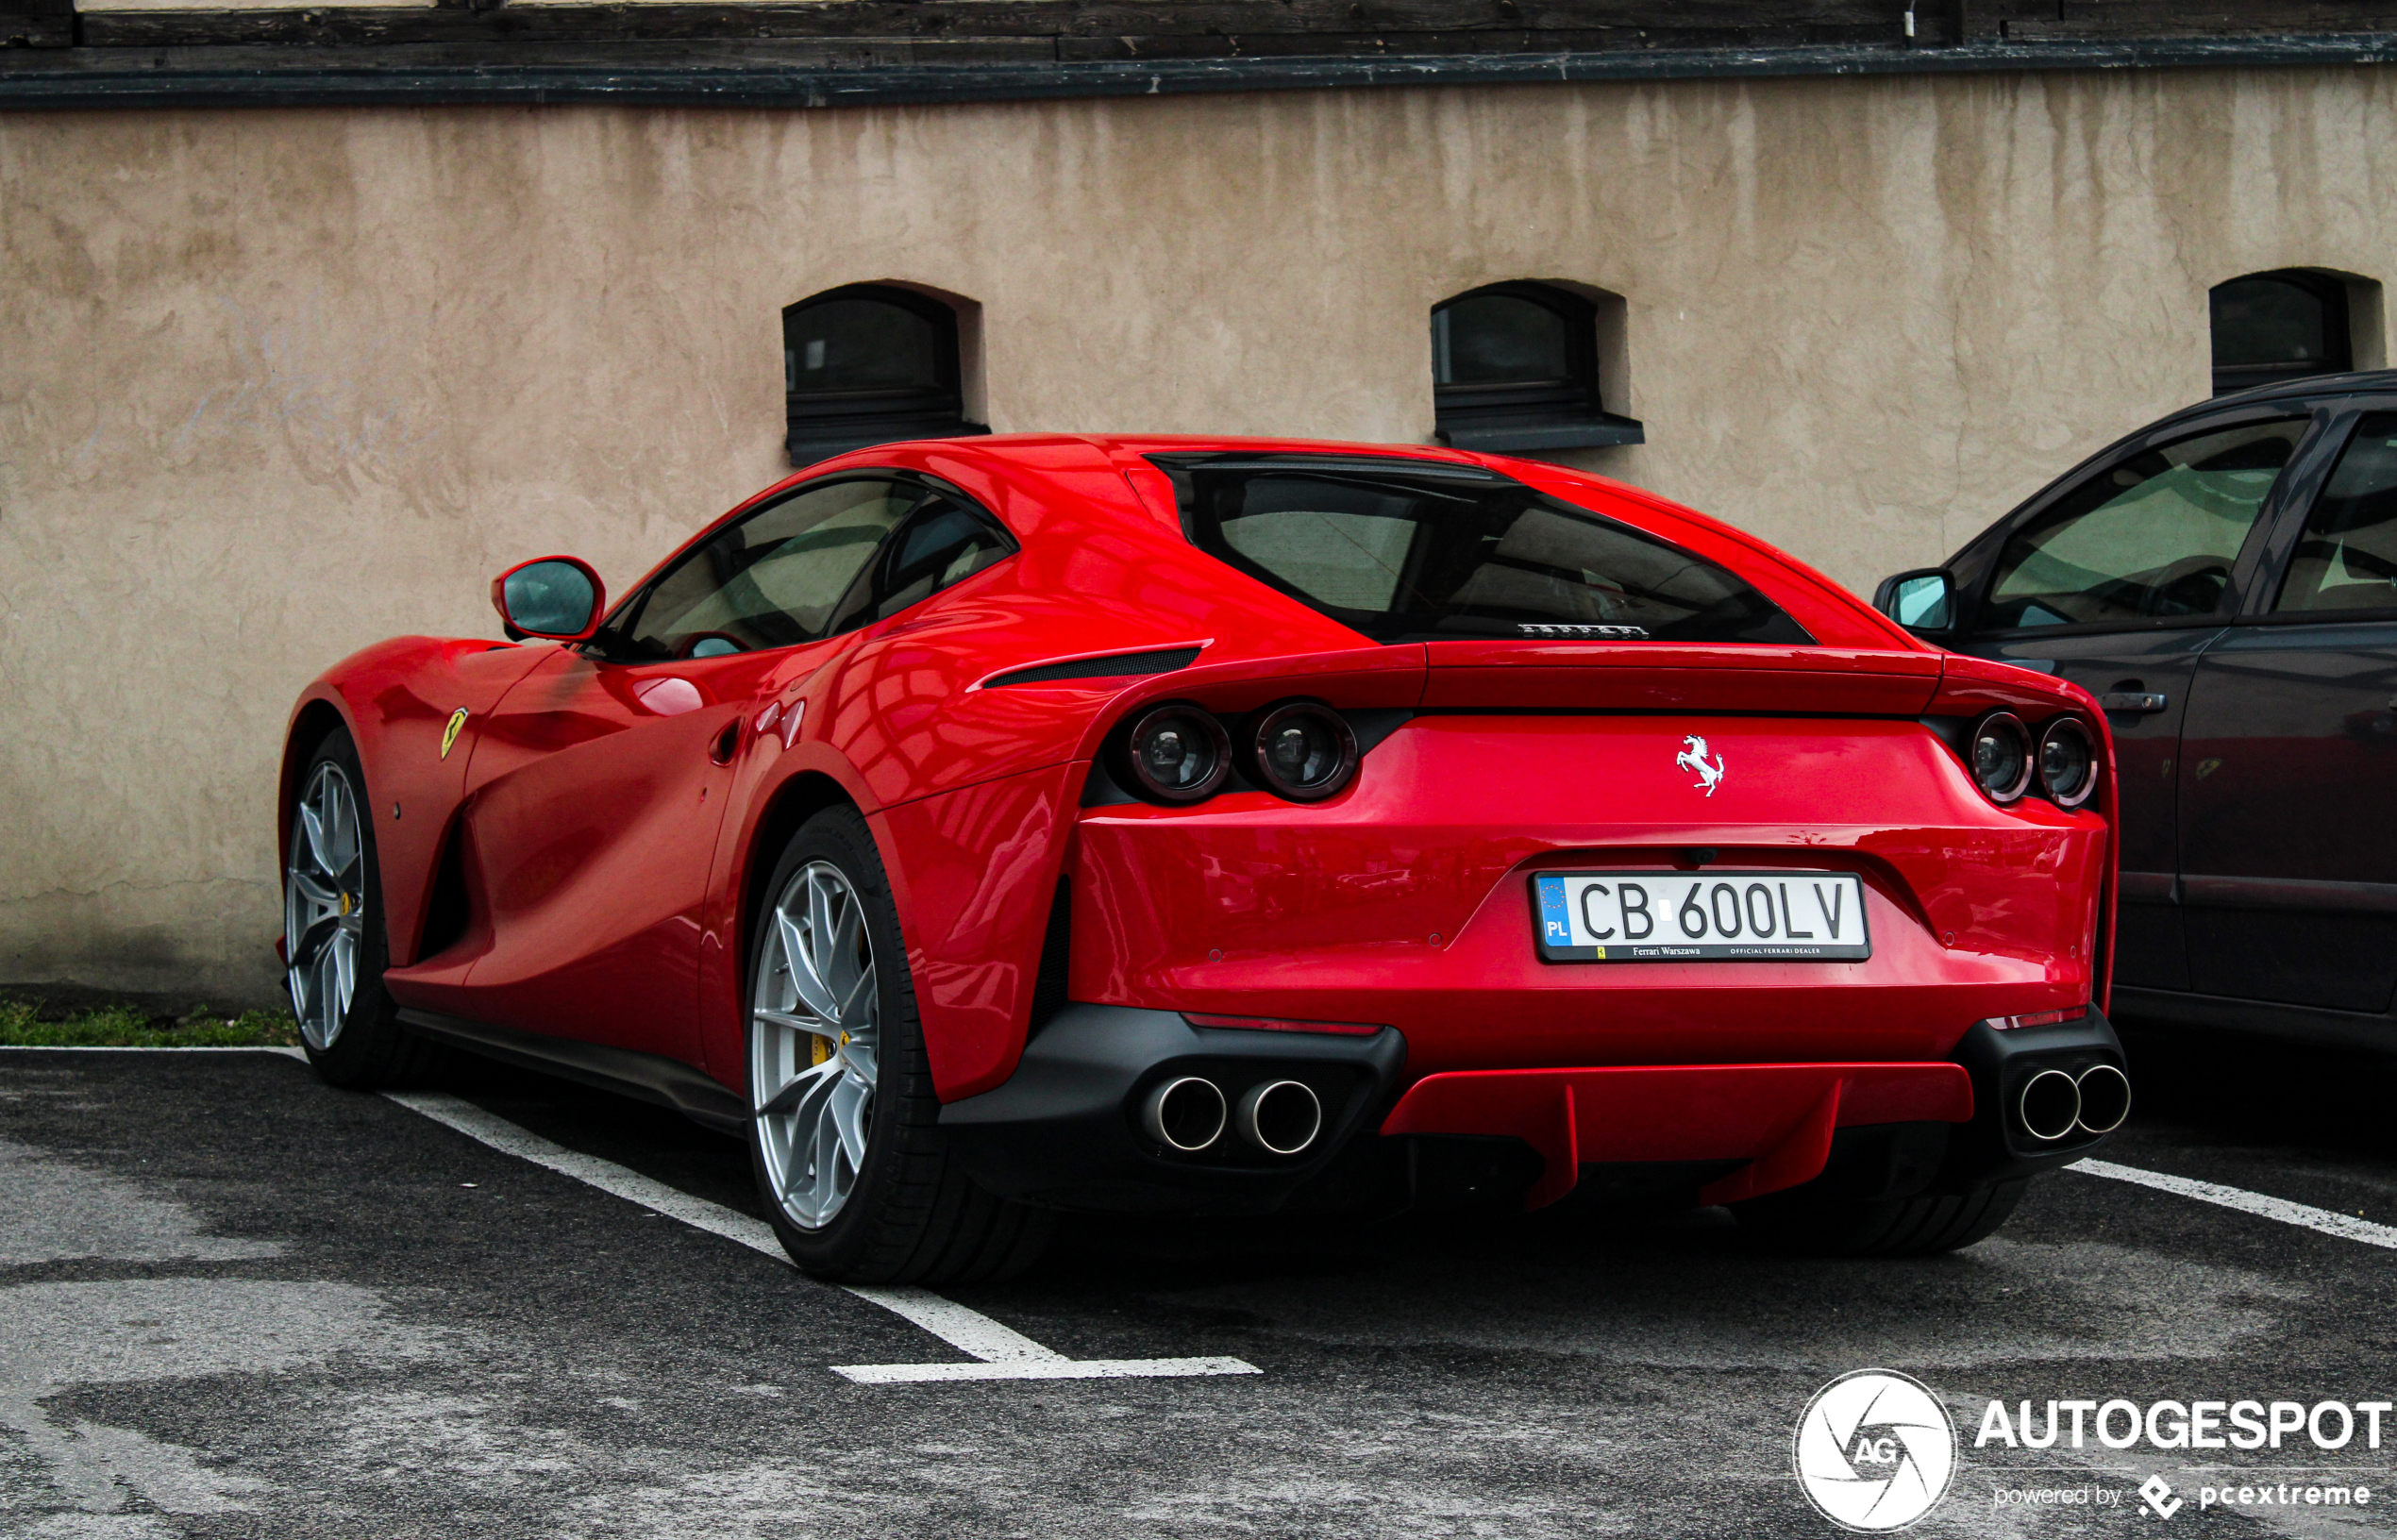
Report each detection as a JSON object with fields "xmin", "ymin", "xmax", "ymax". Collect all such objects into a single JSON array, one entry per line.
[{"xmin": 1535, "ymin": 875, "xmax": 1573, "ymax": 946}]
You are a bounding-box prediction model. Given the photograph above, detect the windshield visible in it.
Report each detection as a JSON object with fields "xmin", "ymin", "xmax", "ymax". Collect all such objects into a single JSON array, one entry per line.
[{"xmin": 1159, "ymin": 457, "xmax": 1811, "ymax": 645}]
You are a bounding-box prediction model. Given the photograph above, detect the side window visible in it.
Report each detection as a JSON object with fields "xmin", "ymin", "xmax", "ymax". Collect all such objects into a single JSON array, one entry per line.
[
  {"xmin": 2277, "ymin": 412, "xmax": 2397, "ymax": 613},
  {"xmin": 1171, "ymin": 460, "xmax": 1810, "ymax": 645},
  {"xmin": 1978, "ymin": 419, "xmax": 2306, "ymax": 632},
  {"xmin": 825, "ymin": 496, "xmax": 1015, "ymax": 634},
  {"xmin": 614, "ymin": 479, "xmax": 916, "ymax": 661}
]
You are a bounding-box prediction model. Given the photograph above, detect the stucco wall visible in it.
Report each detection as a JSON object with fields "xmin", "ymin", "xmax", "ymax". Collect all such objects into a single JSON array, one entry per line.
[{"xmin": 3, "ymin": 64, "xmax": 2392, "ymax": 1001}]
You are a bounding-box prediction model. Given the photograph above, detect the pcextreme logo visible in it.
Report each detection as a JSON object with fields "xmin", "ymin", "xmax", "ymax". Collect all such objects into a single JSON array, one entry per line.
[{"xmin": 1793, "ymin": 1369, "xmax": 1958, "ymax": 1532}]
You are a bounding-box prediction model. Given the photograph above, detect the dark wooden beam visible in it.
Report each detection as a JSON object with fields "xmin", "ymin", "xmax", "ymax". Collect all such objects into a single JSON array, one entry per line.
[
  {"xmin": 0, "ymin": 0, "xmax": 74, "ymax": 51},
  {"xmin": 6, "ymin": 30, "xmax": 2397, "ymax": 109}
]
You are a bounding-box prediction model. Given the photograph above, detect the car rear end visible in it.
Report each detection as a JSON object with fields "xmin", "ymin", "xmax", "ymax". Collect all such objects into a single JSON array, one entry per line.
[{"xmin": 941, "ymin": 445, "xmax": 2125, "ymax": 1241}]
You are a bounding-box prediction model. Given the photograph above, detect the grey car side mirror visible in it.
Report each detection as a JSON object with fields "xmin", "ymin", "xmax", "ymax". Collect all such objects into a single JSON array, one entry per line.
[
  {"xmin": 492, "ymin": 556, "xmax": 606, "ymax": 643},
  {"xmin": 1873, "ymin": 568, "xmax": 1956, "ymax": 636}
]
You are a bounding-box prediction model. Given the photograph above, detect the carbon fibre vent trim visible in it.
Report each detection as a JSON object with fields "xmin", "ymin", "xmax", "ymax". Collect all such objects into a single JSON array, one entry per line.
[{"xmin": 984, "ymin": 646, "xmax": 1202, "ymax": 688}]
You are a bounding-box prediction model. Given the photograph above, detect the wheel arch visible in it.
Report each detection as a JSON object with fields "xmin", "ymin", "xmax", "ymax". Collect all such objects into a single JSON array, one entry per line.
[
  {"xmin": 736, "ymin": 770, "xmax": 864, "ymax": 997},
  {"xmin": 278, "ymin": 695, "xmax": 355, "ymax": 873}
]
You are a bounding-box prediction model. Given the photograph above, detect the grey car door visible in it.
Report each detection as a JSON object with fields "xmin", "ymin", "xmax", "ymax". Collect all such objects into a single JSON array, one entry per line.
[
  {"xmin": 2177, "ymin": 404, "xmax": 2397, "ymax": 1015},
  {"xmin": 1953, "ymin": 411, "xmax": 2316, "ymax": 993}
]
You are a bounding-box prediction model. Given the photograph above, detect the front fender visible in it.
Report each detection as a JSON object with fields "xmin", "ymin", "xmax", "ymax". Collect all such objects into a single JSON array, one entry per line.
[{"xmin": 279, "ymin": 635, "xmax": 548, "ymax": 967}]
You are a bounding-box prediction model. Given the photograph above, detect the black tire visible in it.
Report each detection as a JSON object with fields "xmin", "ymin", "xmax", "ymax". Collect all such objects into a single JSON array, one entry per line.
[
  {"xmin": 1732, "ymin": 1178, "xmax": 2028, "ymax": 1258},
  {"xmin": 744, "ymin": 805, "xmax": 1053, "ymax": 1283},
  {"xmin": 283, "ymin": 728, "xmax": 445, "ymax": 1090}
]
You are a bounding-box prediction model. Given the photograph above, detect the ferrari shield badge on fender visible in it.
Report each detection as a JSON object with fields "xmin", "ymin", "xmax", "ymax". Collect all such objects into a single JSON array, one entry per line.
[
  {"xmin": 440, "ymin": 708, "xmax": 469, "ymax": 760},
  {"xmin": 1676, "ymin": 733, "xmax": 1725, "ymax": 796}
]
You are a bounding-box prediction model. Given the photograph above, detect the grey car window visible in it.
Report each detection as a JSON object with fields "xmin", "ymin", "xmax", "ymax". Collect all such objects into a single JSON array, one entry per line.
[
  {"xmin": 2277, "ymin": 412, "xmax": 2397, "ymax": 613},
  {"xmin": 1980, "ymin": 419, "xmax": 2305, "ymax": 631},
  {"xmin": 615, "ymin": 479, "xmax": 918, "ymax": 660}
]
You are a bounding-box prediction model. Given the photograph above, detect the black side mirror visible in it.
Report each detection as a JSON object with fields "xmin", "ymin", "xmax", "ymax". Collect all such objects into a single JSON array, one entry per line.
[
  {"xmin": 491, "ymin": 556, "xmax": 605, "ymax": 642},
  {"xmin": 1872, "ymin": 568, "xmax": 1956, "ymax": 636}
]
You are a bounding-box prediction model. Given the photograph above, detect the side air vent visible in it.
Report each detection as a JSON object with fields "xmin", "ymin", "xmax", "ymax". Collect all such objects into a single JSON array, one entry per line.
[{"xmin": 984, "ymin": 646, "xmax": 1202, "ymax": 689}]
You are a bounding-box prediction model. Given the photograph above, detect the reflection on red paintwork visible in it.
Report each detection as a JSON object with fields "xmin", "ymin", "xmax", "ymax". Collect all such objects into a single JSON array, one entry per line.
[{"xmin": 281, "ymin": 434, "xmax": 2117, "ymax": 1112}]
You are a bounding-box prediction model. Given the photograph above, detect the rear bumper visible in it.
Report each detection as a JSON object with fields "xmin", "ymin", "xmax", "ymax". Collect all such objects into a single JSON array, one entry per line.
[
  {"xmin": 1379, "ymin": 1061, "xmax": 1973, "ymax": 1209},
  {"xmin": 939, "ymin": 1003, "xmax": 2124, "ymax": 1214},
  {"xmin": 937, "ymin": 1004, "xmax": 1408, "ymax": 1213}
]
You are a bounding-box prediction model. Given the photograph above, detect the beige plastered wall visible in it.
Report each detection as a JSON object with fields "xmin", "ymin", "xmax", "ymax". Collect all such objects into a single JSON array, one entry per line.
[{"xmin": 3, "ymin": 65, "xmax": 2392, "ymax": 1002}]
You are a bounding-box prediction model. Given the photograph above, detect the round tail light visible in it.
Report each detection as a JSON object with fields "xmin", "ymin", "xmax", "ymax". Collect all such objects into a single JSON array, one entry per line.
[
  {"xmin": 2038, "ymin": 717, "xmax": 2099, "ymax": 808},
  {"xmin": 1247, "ymin": 701, "xmax": 1360, "ymax": 802},
  {"xmin": 1970, "ymin": 711, "xmax": 2035, "ymax": 804},
  {"xmin": 1115, "ymin": 703, "xmax": 1231, "ymax": 804}
]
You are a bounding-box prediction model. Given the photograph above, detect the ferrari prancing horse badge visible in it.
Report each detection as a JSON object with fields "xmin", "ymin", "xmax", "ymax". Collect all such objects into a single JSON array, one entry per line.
[{"xmin": 440, "ymin": 708, "xmax": 469, "ymax": 760}]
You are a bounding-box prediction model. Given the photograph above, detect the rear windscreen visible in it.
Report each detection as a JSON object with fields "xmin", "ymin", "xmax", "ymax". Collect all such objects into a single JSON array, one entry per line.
[{"xmin": 1160, "ymin": 458, "xmax": 1812, "ymax": 645}]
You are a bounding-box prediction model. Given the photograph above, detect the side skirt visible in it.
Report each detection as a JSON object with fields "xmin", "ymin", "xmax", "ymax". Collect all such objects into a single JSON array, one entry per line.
[
  {"xmin": 395, "ymin": 1009, "xmax": 750, "ymax": 1135},
  {"xmin": 2110, "ymin": 986, "xmax": 2397, "ymax": 1056}
]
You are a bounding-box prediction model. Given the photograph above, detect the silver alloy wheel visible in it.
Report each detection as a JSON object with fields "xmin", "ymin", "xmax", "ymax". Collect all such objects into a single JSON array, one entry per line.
[
  {"xmin": 750, "ymin": 859, "xmax": 880, "ymax": 1230},
  {"xmin": 284, "ymin": 760, "xmax": 366, "ymax": 1051}
]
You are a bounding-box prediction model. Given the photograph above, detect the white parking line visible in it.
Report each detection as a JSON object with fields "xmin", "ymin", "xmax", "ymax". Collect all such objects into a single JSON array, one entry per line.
[
  {"xmin": 382, "ymin": 1091, "xmax": 1261, "ymax": 1386},
  {"xmin": 2071, "ymin": 1158, "xmax": 2397, "ymax": 1250}
]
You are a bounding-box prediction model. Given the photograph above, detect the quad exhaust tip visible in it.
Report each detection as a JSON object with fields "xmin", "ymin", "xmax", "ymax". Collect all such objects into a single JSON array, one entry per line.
[
  {"xmin": 1235, "ymin": 1080, "xmax": 1323, "ymax": 1157},
  {"xmin": 2073, "ymin": 1063, "xmax": 2132, "ymax": 1135},
  {"xmin": 1142, "ymin": 1076, "xmax": 1228, "ymax": 1152},
  {"xmin": 2017, "ymin": 1068, "xmax": 2083, "ymax": 1143}
]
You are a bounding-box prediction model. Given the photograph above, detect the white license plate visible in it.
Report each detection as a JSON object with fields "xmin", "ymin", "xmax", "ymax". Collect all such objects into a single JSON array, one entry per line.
[{"xmin": 1531, "ymin": 870, "xmax": 1871, "ymax": 962}]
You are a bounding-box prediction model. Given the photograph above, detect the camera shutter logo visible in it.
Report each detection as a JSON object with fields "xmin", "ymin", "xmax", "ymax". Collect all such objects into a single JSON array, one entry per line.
[{"xmin": 1793, "ymin": 1369, "xmax": 1957, "ymax": 1531}]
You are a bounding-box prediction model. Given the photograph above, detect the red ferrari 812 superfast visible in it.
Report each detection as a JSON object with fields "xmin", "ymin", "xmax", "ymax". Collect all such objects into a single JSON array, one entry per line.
[{"xmin": 281, "ymin": 437, "xmax": 2128, "ymax": 1280}]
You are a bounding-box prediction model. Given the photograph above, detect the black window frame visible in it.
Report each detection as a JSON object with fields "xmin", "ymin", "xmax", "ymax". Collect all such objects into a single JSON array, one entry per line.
[
  {"xmin": 783, "ymin": 283, "xmax": 990, "ymax": 466},
  {"xmin": 2211, "ymin": 269, "xmax": 2354, "ymax": 397},
  {"xmin": 1430, "ymin": 281, "xmax": 1644, "ymax": 454}
]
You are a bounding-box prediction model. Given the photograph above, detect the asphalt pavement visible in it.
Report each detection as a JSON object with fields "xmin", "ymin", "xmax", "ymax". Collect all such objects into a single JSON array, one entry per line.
[{"xmin": 2, "ymin": 1026, "xmax": 2393, "ymax": 1539}]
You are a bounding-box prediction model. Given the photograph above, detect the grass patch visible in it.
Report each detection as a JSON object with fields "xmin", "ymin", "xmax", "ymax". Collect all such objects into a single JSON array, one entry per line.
[{"xmin": 0, "ymin": 997, "xmax": 303, "ymax": 1048}]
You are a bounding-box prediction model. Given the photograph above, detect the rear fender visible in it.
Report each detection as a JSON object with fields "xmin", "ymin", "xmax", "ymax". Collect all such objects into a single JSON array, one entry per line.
[
  {"xmin": 1927, "ymin": 654, "xmax": 2121, "ymax": 1013},
  {"xmin": 868, "ymin": 762, "xmax": 1083, "ymax": 1102}
]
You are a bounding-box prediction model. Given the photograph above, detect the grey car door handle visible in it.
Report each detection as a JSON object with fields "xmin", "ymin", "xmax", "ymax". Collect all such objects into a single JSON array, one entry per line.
[{"xmin": 2099, "ymin": 691, "xmax": 2169, "ymax": 713}]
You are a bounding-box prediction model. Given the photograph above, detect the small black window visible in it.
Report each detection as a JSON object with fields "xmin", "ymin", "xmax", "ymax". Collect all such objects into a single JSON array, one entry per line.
[
  {"xmin": 1158, "ymin": 455, "xmax": 1807, "ymax": 645},
  {"xmin": 783, "ymin": 285, "xmax": 988, "ymax": 465},
  {"xmin": 1430, "ymin": 282, "xmax": 1643, "ymax": 453},
  {"xmin": 2211, "ymin": 271, "xmax": 2352, "ymax": 396}
]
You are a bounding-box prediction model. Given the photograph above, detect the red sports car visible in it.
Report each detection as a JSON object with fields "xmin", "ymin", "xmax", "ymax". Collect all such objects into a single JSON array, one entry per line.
[{"xmin": 280, "ymin": 436, "xmax": 2128, "ymax": 1281}]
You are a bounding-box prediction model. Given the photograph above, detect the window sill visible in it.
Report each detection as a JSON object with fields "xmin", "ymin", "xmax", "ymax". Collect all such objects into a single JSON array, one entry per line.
[
  {"xmin": 787, "ymin": 418, "xmax": 989, "ymax": 466},
  {"xmin": 1434, "ymin": 413, "xmax": 1645, "ymax": 452}
]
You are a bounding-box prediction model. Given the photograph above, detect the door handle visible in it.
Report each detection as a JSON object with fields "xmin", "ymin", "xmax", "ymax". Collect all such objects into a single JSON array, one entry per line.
[{"xmin": 2099, "ymin": 691, "xmax": 2168, "ymax": 714}]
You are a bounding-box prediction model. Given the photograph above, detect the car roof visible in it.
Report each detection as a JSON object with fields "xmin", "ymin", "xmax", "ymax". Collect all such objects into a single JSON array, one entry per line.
[{"xmin": 2151, "ymin": 367, "xmax": 2397, "ymax": 427}]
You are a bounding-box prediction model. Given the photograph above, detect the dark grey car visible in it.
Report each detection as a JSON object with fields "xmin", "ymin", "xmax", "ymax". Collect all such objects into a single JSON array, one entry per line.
[{"xmin": 1877, "ymin": 372, "xmax": 2397, "ymax": 1051}]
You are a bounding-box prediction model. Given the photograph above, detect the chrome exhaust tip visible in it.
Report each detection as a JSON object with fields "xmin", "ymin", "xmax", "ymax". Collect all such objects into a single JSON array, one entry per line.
[
  {"xmin": 2017, "ymin": 1067, "xmax": 2083, "ymax": 1143},
  {"xmin": 1235, "ymin": 1079, "xmax": 1323, "ymax": 1157},
  {"xmin": 1141, "ymin": 1076, "xmax": 1228, "ymax": 1152},
  {"xmin": 2073, "ymin": 1063, "xmax": 2132, "ymax": 1135}
]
